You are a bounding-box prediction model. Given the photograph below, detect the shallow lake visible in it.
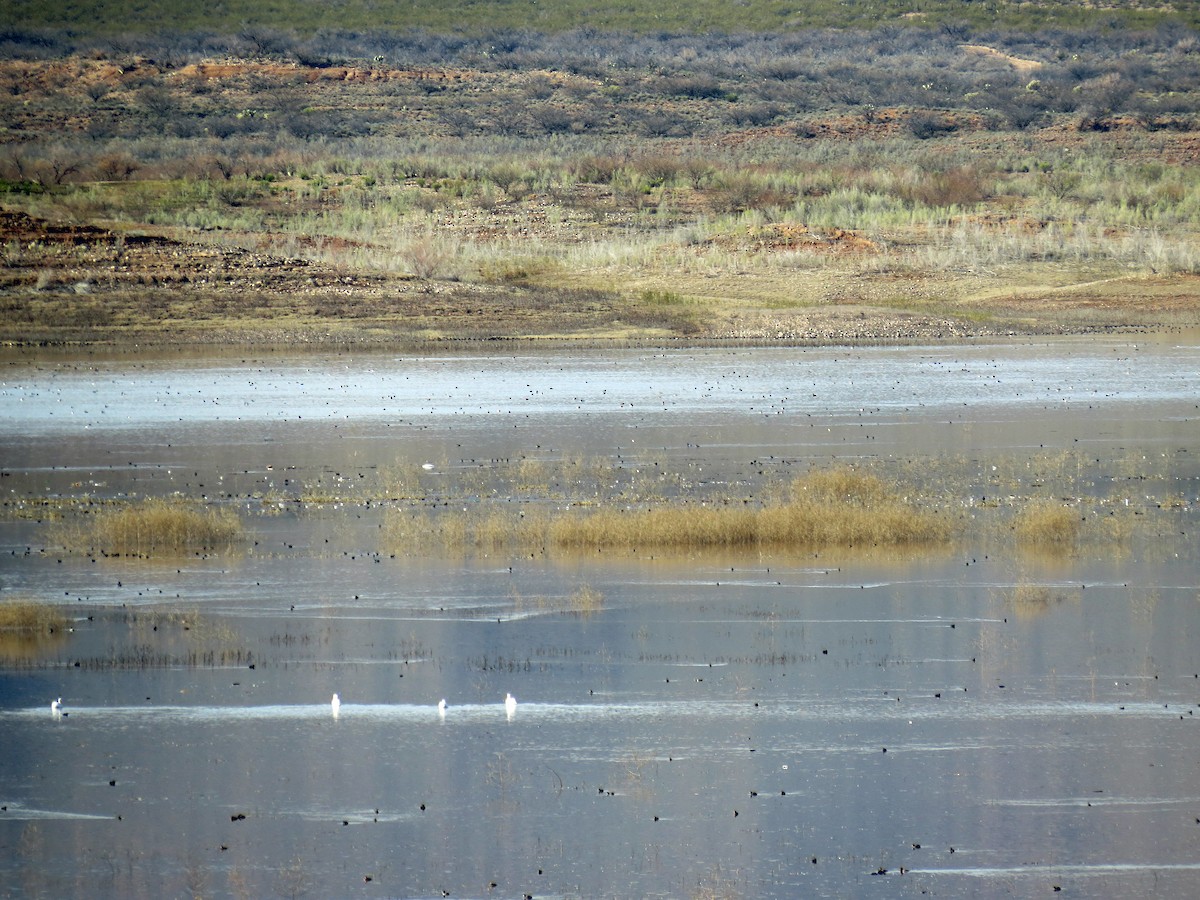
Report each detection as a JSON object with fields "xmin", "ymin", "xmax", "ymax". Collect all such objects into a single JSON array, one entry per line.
[{"xmin": 1, "ymin": 337, "xmax": 1199, "ymax": 898}]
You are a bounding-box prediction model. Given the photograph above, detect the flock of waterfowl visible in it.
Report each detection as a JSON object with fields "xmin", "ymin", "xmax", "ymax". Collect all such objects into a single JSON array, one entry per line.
[{"xmin": 332, "ymin": 692, "xmax": 517, "ymax": 717}]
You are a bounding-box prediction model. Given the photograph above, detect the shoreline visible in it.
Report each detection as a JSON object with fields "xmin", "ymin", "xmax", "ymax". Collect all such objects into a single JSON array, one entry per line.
[
  {"xmin": 3, "ymin": 320, "xmax": 1195, "ymax": 361},
  {"xmin": 4, "ymin": 204, "xmax": 1198, "ymax": 355}
]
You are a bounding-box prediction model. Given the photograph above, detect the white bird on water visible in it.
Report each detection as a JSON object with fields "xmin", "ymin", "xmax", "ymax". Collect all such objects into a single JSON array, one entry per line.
[
  {"xmin": 504, "ymin": 693, "xmax": 517, "ymax": 718},
  {"xmin": 50, "ymin": 698, "xmax": 62, "ymax": 715},
  {"xmin": 331, "ymin": 693, "xmax": 341, "ymax": 716},
  {"xmin": 437, "ymin": 699, "xmax": 447, "ymax": 717}
]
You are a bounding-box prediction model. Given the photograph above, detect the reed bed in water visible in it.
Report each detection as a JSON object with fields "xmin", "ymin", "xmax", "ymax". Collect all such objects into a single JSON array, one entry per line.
[
  {"xmin": 60, "ymin": 499, "xmax": 242, "ymax": 557},
  {"xmin": 553, "ymin": 469, "xmax": 948, "ymax": 550},
  {"xmin": 386, "ymin": 506, "xmax": 551, "ymax": 553},
  {"xmin": 1011, "ymin": 498, "xmax": 1082, "ymax": 547},
  {"xmin": 0, "ymin": 599, "xmax": 69, "ymax": 634},
  {"xmin": 388, "ymin": 467, "xmax": 949, "ymax": 553}
]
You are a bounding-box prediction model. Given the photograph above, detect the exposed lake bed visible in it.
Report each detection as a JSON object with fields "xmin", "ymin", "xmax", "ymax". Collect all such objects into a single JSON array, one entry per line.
[{"xmin": 2, "ymin": 337, "xmax": 1199, "ymax": 898}]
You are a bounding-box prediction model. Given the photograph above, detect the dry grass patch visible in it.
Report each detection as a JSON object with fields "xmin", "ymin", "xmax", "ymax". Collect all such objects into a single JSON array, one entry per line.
[{"xmin": 65, "ymin": 499, "xmax": 242, "ymax": 557}]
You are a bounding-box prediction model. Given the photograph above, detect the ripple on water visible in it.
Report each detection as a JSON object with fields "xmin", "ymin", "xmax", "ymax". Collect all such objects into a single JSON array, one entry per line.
[
  {"xmin": 0, "ymin": 803, "xmax": 113, "ymax": 821},
  {"xmin": 3, "ymin": 696, "xmax": 1182, "ymax": 728}
]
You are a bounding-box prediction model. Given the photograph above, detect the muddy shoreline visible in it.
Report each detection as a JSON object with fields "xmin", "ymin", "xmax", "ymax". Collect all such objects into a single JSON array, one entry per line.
[{"xmin": 2, "ymin": 316, "xmax": 1194, "ymax": 354}]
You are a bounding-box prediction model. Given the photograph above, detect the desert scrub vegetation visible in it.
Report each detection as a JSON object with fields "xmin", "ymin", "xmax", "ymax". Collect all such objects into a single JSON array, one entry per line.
[
  {"xmin": 58, "ymin": 499, "xmax": 242, "ymax": 557},
  {"xmin": 1, "ymin": 26, "xmax": 1199, "ymax": 344},
  {"xmin": 0, "ymin": 0, "xmax": 1190, "ymax": 37}
]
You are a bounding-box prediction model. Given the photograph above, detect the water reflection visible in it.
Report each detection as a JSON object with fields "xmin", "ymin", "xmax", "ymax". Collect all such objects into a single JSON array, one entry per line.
[{"xmin": 0, "ymin": 629, "xmax": 68, "ymax": 663}]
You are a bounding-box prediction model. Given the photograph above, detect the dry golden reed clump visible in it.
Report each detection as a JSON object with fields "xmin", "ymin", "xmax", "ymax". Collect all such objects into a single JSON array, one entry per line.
[
  {"xmin": 72, "ymin": 500, "xmax": 242, "ymax": 557},
  {"xmin": 385, "ymin": 466, "xmax": 950, "ymax": 556},
  {"xmin": 1012, "ymin": 499, "xmax": 1081, "ymax": 547},
  {"xmin": 0, "ymin": 599, "xmax": 69, "ymax": 633},
  {"xmin": 551, "ymin": 467, "xmax": 948, "ymax": 551}
]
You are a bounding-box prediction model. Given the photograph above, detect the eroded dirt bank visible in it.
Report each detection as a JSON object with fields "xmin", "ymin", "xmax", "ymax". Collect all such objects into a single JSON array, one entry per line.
[{"xmin": 4, "ymin": 209, "xmax": 1197, "ymax": 350}]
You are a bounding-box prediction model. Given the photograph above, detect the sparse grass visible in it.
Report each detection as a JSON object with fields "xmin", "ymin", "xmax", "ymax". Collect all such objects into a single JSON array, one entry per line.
[
  {"xmin": 1, "ymin": 606, "xmax": 260, "ymax": 670},
  {"xmin": 126, "ymin": 607, "xmax": 243, "ymax": 646},
  {"xmin": 567, "ymin": 585, "xmax": 605, "ymax": 616},
  {"xmin": 691, "ymin": 864, "xmax": 743, "ymax": 900},
  {"xmin": 0, "ymin": 598, "xmax": 71, "ymax": 664},
  {"xmin": 63, "ymin": 499, "xmax": 242, "ymax": 557},
  {"xmin": 795, "ymin": 468, "xmax": 893, "ymax": 505},
  {"xmin": 512, "ymin": 584, "xmax": 605, "ymax": 617},
  {"xmin": 999, "ymin": 582, "xmax": 1077, "ymax": 619}
]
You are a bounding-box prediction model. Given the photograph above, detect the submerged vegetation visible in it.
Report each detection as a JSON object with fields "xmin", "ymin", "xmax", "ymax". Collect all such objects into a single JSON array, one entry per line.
[
  {"xmin": 1001, "ymin": 582, "xmax": 1079, "ymax": 620},
  {"xmin": 513, "ymin": 585, "xmax": 606, "ymax": 618}
]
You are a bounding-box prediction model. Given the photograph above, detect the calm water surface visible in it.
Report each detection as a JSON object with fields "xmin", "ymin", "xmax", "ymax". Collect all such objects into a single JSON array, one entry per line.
[{"xmin": 1, "ymin": 338, "xmax": 1198, "ymax": 898}]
